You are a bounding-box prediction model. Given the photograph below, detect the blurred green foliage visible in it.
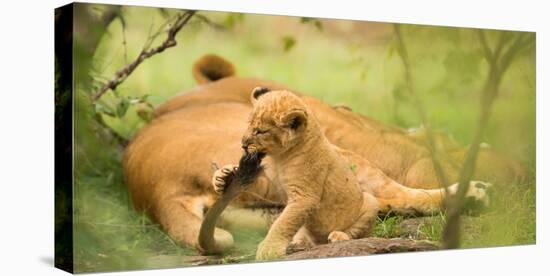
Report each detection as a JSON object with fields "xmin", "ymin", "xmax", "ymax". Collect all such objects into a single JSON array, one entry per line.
[{"xmin": 72, "ymin": 4, "xmax": 535, "ymax": 273}]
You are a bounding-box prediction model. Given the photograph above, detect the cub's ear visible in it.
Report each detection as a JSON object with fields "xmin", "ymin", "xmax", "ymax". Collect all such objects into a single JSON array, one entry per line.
[
  {"xmin": 251, "ymin": 86, "xmax": 271, "ymax": 105},
  {"xmin": 279, "ymin": 109, "xmax": 308, "ymax": 131}
]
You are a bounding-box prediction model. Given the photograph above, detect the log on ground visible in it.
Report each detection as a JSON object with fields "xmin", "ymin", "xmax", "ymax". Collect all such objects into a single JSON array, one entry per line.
[{"xmin": 286, "ymin": 237, "xmax": 439, "ymax": 260}]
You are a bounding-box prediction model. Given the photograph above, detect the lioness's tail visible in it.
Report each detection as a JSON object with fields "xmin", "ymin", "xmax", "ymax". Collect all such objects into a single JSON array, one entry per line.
[
  {"xmin": 192, "ymin": 54, "xmax": 236, "ymax": 84},
  {"xmin": 198, "ymin": 152, "xmax": 265, "ymax": 255}
]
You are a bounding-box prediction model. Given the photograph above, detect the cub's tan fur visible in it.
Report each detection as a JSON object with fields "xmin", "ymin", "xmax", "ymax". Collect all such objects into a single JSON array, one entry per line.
[
  {"xmin": 124, "ymin": 54, "xmax": 513, "ymax": 252},
  {"xmin": 243, "ymin": 89, "xmax": 378, "ymax": 259}
]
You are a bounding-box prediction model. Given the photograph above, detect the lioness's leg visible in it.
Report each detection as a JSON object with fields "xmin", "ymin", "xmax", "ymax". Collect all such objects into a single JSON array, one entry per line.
[
  {"xmin": 336, "ymin": 146, "xmax": 490, "ymax": 215},
  {"xmin": 372, "ymin": 178, "xmax": 491, "ymax": 215},
  {"xmin": 328, "ymin": 192, "xmax": 379, "ymax": 242}
]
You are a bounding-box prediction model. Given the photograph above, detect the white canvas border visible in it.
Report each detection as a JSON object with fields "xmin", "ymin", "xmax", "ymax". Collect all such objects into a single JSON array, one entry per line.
[{"xmin": 0, "ymin": 0, "xmax": 546, "ymax": 275}]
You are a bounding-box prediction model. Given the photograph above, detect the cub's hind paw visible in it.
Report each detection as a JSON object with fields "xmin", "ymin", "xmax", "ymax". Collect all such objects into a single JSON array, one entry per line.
[
  {"xmin": 212, "ymin": 164, "xmax": 238, "ymax": 194},
  {"xmin": 328, "ymin": 231, "xmax": 351, "ymax": 243}
]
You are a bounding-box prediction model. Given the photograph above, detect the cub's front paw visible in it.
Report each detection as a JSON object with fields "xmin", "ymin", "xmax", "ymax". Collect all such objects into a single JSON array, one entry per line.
[
  {"xmin": 212, "ymin": 164, "xmax": 238, "ymax": 194},
  {"xmin": 256, "ymin": 238, "xmax": 288, "ymax": 261},
  {"xmin": 328, "ymin": 231, "xmax": 351, "ymax": 243}
]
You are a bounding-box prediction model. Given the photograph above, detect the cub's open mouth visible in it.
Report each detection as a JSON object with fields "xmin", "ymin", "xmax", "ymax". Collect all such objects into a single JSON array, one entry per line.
[{"xmin": 243, "ymin": 146, "xmax": 266, "ymax": 157}]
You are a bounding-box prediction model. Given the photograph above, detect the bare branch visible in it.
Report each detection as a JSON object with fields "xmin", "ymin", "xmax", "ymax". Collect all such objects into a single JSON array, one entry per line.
[{"xmin": 92, "ymin": 10, "xmax": 197, "ymax": 101}]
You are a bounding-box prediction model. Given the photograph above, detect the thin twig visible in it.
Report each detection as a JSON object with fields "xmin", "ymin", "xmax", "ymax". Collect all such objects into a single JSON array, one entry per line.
[
  {"xmin": 195, "ymin": 14, "xmax": 227, "ymax": 30},
  {"xmin": 119, "ymin": 14, "xmax": 128, "ymax": 64},
  {"xmin": 393, "ymin": 24, "xmax": 451, "ymax": 188},
  {"xmin": 92, "ymin": 10, "xmax": 197, "ymax": 101},
  {"xmin": 477, "ymin": 30, "xmax": 494, "ymax": 65}
]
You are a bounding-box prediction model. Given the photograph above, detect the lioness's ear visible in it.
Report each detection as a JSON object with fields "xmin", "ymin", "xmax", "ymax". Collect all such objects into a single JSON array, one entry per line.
[
  {"xmin": 279, "ymin": 109, "xmax": 308, "ymax": 131},
  {"xmin": 251, "ymin": 87, "xmax": 270, "ymax": 105}
]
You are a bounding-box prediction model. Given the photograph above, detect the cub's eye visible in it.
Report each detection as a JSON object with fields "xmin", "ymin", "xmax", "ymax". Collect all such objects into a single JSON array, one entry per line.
[{"xmin": 254, "ymin": 129, "xmax": 270, "ymax": 135}]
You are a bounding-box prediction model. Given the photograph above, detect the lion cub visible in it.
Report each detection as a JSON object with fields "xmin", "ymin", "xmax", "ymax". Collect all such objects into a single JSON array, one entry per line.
[{"xmin": 213, "ymin": 87, "xmax": 379, "ymax": 260}]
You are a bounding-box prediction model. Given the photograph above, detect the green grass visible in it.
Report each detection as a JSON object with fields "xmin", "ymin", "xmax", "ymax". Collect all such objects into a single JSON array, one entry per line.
[
  {"xmin": 73, "ymin": 5, "xmax": 536, "ymax": 273},
  {"xmin": 372, "ymin": 215, "xmax": 405, "ymax": 238}
]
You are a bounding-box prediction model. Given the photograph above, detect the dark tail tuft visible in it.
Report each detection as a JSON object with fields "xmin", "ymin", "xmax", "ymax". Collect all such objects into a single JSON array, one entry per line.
[
  {"xmin": 192, "ymin": 54, "xmax": 236, "ymax": 84},
  {"xmin": 236, "ymin": 151, "xmax": 265, "ymax": 186}
]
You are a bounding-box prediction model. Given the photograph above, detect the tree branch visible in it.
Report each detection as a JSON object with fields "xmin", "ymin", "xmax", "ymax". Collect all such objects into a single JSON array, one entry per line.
[{"xmin": 92, "ymin": 10, "xmax": 196, "ymax": 101}]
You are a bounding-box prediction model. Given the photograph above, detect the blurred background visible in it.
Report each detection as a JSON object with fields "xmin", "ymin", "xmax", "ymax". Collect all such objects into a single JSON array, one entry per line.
[{"xmin": 65, "ymin": 3, "xmax": 535, "ymax": 272}]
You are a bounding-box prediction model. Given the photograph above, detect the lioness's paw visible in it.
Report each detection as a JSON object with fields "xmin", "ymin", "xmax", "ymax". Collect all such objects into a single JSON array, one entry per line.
[
  {"xmin": 465, "ymin": 180, "xmax": 492, "ymax": 208},
  {"xmin": 328, "ymin": 231, "xmax": 351, "ymax": 243},
  {"xmin": 447, "ymin": 181, "xmax": 493, "ymax": 215},
  {"xmin": 212, "ymin": 164, "xmax": 238, "ymax": 194}
]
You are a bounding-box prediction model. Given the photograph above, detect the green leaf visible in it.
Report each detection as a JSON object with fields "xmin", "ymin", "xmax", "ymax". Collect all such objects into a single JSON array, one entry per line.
[
  {"xmin": 300, "ymin": 17, "xmax": 323, "ymax": 31},
  {"xmin": 314, "ymin": 20, "xmax": 323, "ymax": 31},
  {"xmin": 136, "ymin": 103, "xmax": 153, "ymax": 123},
  {"xmin": 350, "ymin": 164, "xmax": 358, "ymax": 172},
  {"xmin": 281, "ymin": 36, "xmax": 296, "ymax": 52},
  {"xmin": 116, "ymin": 97, "xmax": 130, "ymax": 118},
  {"xmin": 94, "ymin": 102, "xmax": 116, "ymax": 117},
  {"xmin": 140, "ymin": 94, "xmax": 150, "ymax": 102},
  {"xmin": 224, "ymin": 13, "xmax": 245, "ymax": 29}
]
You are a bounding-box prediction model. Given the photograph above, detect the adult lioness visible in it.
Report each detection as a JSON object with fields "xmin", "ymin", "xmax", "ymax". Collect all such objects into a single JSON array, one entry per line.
[{"xmin": 123, "ymin": 55, "xmax": 520, "ymax": 251}]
